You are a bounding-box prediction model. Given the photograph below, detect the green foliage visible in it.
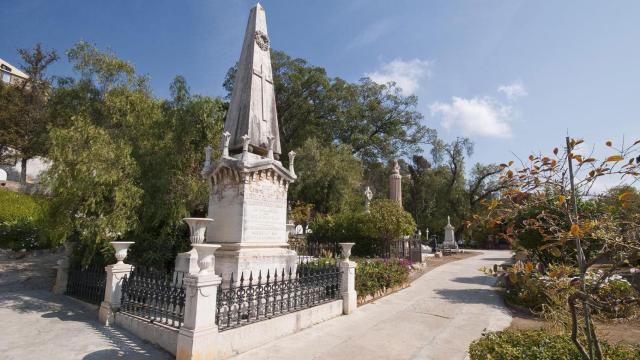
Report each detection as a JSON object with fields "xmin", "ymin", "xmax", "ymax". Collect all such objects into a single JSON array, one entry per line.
[
  {"xmin": 291, "ymin": 138, "xmax": 362, "ymax": 214},
  {"xmin": 0, "ymin": 188, "xmax": 50, "ymax": 250},
  {"xmin": 469, "ymin": 330, "xmax": 640, "ymax": 360},
  {"xmin": 308, "ymin": 211, "xmax": 377, "ymax": 256},
  {"xmin": 368, "ymin": 199, "xmax": 416, "ymax": 242},
  {"xmin": 45, "ymin": 43, "xmax": 224, "ymax": 268},
  {"xmin": 355, "ymin": 258, "xmax": 410, "ymax": 298},
  {"xmin": 0, "ymin": 44, "xmax": 58, "ymax": 182},
  {"xmin": 44, "ymin": 116, "xmax": 142, "ymax": 266}
]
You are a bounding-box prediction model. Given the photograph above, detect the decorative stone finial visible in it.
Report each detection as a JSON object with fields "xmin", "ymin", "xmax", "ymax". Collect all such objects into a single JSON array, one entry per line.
[
  {"xmin": 392, "ymin": 160, "xmax": 400, "ymax": 175},
  {"xmin": 110, "ymin": 241, "xmax": 134, "ymax": 264},
  {"xmin": 267, "ymin": 136, "xmax": 275, "ymax": 159},
  {"xmin": 241, "ymin": 134, "xmax": 251, "ymax": 160},
  {"xmin": 339, "ymin": 243, "xmax": 355, "ymax": 261},
  {"xmin": 288, "ymin": 151, "xmax": 296, "ymax": 176},
  {"xmin": 183, "ymin": 218, "xmax": 215, "ymax": 244},
  {"xmin": 222, "ymin": 131, "xmax": 231, "ymax": 157}
]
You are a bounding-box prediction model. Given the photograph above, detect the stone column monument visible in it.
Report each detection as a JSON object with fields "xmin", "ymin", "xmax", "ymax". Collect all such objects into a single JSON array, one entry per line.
[
  {"xmin": 202, "ymin": 3, "xmax": 297, "ymax": 282},
  {"xmin": 442, "ymin": 216, "xmax": 459, "ymax": 252},
  {"xmin": 389, "ymin": 160, "xmax": 402, "ymax": 206}
]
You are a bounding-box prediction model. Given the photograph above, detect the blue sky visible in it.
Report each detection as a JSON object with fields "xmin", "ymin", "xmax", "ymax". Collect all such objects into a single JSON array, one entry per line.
[{"xmin": 2, "ymin": 0, "xmax": 639, "ymax": 167}]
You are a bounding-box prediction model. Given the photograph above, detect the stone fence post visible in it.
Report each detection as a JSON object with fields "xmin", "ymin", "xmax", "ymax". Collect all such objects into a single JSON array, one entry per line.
[
  {"xmin": 52, "ymin": 241, "xmax": 75, "ymax": 294},
  {"xmin": 176, "ymin": 243, "xmax": 221, "ymax": 360},
  {"xmin": 99, "ymin": 241, "xmax": 134, "ymax": 326},
  {"xmin": 339, "ymin": 243, "xmax": 357, "ymax": 315}
]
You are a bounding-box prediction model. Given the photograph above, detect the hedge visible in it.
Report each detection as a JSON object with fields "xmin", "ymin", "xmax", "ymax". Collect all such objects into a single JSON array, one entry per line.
[{"xmin": 0, "ymin": 188, "xmax": 51, "ymax": 250}]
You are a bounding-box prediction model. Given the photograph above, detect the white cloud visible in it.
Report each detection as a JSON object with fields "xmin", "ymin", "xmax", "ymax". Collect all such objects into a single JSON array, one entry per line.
[
  {"xmin": 497, "ymin": 82, "xmax": 528, "ymax": 100},
  {"xmin": 430, "ymin": 97, "xmax": 513, "ymax": 138},
  {"xmin": 366, "ymin": 58, "xmax": 432, "ymax": 96}
]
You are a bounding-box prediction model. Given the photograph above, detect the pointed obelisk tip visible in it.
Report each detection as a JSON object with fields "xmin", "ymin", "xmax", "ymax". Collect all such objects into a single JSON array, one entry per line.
[{"xmin": 255, "ymin": 2, "xmax": 263, "ymax": 9}]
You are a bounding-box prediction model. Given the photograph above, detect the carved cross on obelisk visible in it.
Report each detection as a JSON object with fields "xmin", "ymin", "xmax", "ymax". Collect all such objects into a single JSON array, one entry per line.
[{"xmin": 253, "ymin": 63, "xmax": 273, "ymax": 123}]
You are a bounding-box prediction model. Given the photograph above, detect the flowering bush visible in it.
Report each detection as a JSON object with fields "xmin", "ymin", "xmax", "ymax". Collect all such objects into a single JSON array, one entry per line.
[
  {"xmin": 503, "ymin": 261, "xmax": 639, "ymax": 319},
  {"xmin": 355, "ymin": 258, "xmax": 410, "ymax": 298}
]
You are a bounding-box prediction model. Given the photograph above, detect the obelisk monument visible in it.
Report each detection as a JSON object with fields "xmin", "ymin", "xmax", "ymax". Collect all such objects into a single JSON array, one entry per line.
[{"xmin": 202, "ymin": 3, "xmax": 297, "ymax": 282}]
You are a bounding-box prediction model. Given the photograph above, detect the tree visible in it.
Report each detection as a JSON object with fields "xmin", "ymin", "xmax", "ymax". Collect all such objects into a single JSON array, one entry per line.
[
  {"xmin": 46, "ymin": 42, "xmax": 225, "ymax": 267},
  {"xmin": 0, "ymin": 44, "xmax": 58, "ymax": 183},
  {"xmin": 368, "ymin": 199, "xmax": 416, "ymax": 242},
  {"xmin": 290, "ymin": 138, "xmax": 362, "ymax": 214},
  {"xmin": 485, "ymin": 137, "xmax": 640, "ymax": 360},
  {"xmin": 44, "ymin": 116, "xmax": 142, "ymax": 267}
]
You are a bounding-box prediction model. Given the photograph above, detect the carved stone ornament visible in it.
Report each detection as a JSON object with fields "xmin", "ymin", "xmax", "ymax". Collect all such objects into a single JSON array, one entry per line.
[{"xmin": 255, "ymin": 30, "xmax": 270, "ymax": 51}]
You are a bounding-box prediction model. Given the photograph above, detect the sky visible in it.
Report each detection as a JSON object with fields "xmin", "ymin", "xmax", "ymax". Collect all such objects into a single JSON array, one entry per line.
[{"xmin": 2, "ymin": 0, "xmax": 640, "ymax": 168}]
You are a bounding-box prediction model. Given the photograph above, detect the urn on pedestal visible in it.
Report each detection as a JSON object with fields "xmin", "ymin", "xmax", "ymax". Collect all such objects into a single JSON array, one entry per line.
[{"xmin": 110, "ymin": 241, "xmax": 134, "ymax": 264}]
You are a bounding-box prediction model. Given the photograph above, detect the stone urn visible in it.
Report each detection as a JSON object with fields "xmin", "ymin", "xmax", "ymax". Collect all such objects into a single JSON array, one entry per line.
[
  {"xmin": 192, "ymin": 244, "xmax": 221, "ymax": 274},
  {"xmin": 183, "ymin": 218, "xmax": 214, "ymax": 244},
  {"xmin": 339, "ymin": 243, "xmax": 355, "ymax": 261},
  {"xmin": 111, "ymin": 241, "xmax": 134, "ymax": 264}
]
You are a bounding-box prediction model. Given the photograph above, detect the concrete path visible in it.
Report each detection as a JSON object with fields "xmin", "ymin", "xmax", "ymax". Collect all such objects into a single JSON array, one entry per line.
[
  {"xmin": 0, "ymin": 253, "xmax": 173, "ymax": 360},
  {"xmin": 233, "ymin": 250, "xmax": 513, "ymax": 360}
]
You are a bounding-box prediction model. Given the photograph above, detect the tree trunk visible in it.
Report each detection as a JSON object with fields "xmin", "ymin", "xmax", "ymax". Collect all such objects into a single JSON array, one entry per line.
[{"xmin": 20, "ymin": 157, "xmax": 28, "ymax": 184}]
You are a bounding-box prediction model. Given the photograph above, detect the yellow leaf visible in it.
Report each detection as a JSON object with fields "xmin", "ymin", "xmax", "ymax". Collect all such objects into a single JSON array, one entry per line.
[
  {"xmin": 574, "ymin": 155, "xmax": 583, "ymax": 162},
  {"xmin": 558, "ymin": 195, "xmax": 566, "ymax": 205},
  {"xmin": 508, "ymin": 160, "xmax": 514, "ymax": 166},
  {"xmin": 507, "ymin": 170, "xmax": 514, "ymax": 178},
  {"xmin": 549, "ymin": 247, "xmax": 561, "ymax": 257},
  {"xmin": 619, "ymin": 192, "xmax": 633, "ymax": 202},
  {"xmin": 528, "ymin": 155, "xmax": 535, "ymax": 161},
  {"xmin": 605, "ymin": 155, "xmax": 624, "ymax": 162},
  {"xmin": 570, "ymin": 223, "xmax": 581, "ymax": 237}
]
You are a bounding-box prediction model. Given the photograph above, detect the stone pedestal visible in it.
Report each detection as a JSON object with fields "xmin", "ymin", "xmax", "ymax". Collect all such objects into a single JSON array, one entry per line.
[
  {"xmin": 389, "ymin": 160, "xmax": 402, "ymax": 206},
  {"xmin": 340, "ymin": 260, "xmax": 357, "ymax": 315},
  {"xmin": 176, "ymin": 273, "xmax": 222, "ymax": 360},
  {"xmin": 52, "ymin": 242, "xmax": 75, "ymax": 294},
  {"xmin": 442, "ymin": 216, "xmax": 459, "ymax": 252},
  {"xmin": 203, "ymin": 152, "xmax": 297, "ymax": 283},
  {"xmin": 99, "ymin": 263, "xmax": 133, "ymax": 325}
]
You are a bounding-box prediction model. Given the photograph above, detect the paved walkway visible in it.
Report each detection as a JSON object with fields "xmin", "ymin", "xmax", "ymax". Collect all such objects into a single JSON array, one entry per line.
[
  {"xmin": 0, "ymin": 253, "xmax": 172, "ymax": 360},
  {"xmin": 233, "ymin": 250, "xmax": 513, "ymax": 360}
]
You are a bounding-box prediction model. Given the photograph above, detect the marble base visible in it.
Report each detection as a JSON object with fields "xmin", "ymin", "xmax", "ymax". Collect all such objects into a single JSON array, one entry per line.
[{"xmin": 213, "ymin": 244, "xmax": 298, "ymax": 284}]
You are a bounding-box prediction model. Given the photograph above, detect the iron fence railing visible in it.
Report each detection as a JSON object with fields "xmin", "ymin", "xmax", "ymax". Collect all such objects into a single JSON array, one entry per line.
[
  {"xmin": 290, "ymin": 241, "xmax": 342, "ymax": 259},
  {"xmin": 120, "ymin": 267, "xmax": 186, "ymax": 329},
  {"xmin": 215, "ymin": 260, "xmax": 341, "ymax": 331},
  {"xmin": 66, "ymin": 264, "xmax": 106, "ymax": 305},
  {"xmin": 379, "ymin": 237, "xmax": 422, "ymax": 264}
]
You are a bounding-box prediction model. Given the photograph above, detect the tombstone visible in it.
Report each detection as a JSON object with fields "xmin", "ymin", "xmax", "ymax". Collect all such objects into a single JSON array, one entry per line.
[
  {"xmin": 389, "ymin": 160, "xmax": 402, "ymax": 206},
  {"xmin": 442, "ymin": 216, "xmax": 459, "ymax": 252},
  {"xmin": 295, "ymin": 224, "xmax": 304, "ymax": 235},
  {"xmin": 364, "ymin": 186, "xmax": 373, "ymax": 213},
  {"xmin": 0, "ymin": 168, "xmax": 6, "ymax": 186},
  {"xmin": 202, "ymin": 3, "xmax": 297, "ymax": 283}
]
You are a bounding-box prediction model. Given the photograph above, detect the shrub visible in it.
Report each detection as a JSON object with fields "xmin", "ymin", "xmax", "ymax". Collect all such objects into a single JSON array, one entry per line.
[
  {"xmin": 308, "ymin": 212, "xmax": 378, "ymax": 257},
  {"xmin": 469, "ymin": 330, "xmax": 640, "ymax": 360},
  {"xmin": 0, "ymin": 188, "xmax": 51, "ymax": 250},
  {"xmin": 355, "ymin": 258, "xmax": 410, "ymax": 298}
]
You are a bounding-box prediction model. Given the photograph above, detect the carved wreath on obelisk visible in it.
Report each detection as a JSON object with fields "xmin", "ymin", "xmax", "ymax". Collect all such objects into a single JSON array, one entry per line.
[{"xmin": 255, "ymin": 31, "xmax": 270, "ymax": 51}]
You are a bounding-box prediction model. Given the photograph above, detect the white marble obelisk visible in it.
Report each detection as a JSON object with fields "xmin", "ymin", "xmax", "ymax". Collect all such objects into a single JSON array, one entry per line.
[
  {"xmin": 202, "ymin": 3, "xmax": 297, "ymax": 283},
  {"xmin": 389, "ymin": 160, "xmax": 402, "ymax": 206},
  {"xmin": 223, "ymin": 3, "xmax": 281, "ymax": 158}
]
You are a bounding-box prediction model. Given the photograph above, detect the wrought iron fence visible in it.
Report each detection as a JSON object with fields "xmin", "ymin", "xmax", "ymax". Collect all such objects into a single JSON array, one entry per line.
[
  {"xmin": 379, "ymin": 237, "xmax": 422, "ymax": 264},
  {"xmin": 120, "ymin": 267, "xmax": 186, "ymax": 329},
  {"xmin": 290, "ymin": 241, "xmax": 341, "ymax": 260},
  {"xmin": 216, "ymin": 260, "xmax": 341, "ymax": 331},
  {"xmin": 66, "ymin": 264, "xmax": 106, "ymax": 305}
]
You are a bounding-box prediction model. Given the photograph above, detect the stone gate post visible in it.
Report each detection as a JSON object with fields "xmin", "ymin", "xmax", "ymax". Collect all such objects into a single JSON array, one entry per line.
[
  {"xmin": 52, "ymin": 241, "xmax": 75, "ymax": 294},
  {"xmin": 98, "ymin": 241, "xmax": 134, "ymax": 325},
  {"xmin": 176, "ymin": 243, "xmax": 221, "ymax": 360},
  {"xmin": 339, "ymin": 243, "xmax": 358, "ymax": 315}
]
